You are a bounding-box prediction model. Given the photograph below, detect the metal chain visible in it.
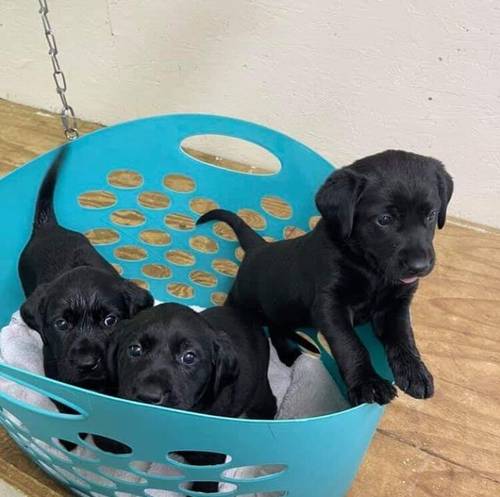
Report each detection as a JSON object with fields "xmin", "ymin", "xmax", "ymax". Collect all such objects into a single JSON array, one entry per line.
[{"xmin": 38, "ymin": 0, "xmax": 79, "ymax": 140}]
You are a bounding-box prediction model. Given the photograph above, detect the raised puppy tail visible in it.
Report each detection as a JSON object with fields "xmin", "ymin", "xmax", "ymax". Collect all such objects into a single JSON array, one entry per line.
[
  {"xmin": 197, "ymin": 209, "xmax": 266, "ymax": 251},
  {"xmin": 34, "ymin": 146, "xmax": 67, "ymax": 228}
]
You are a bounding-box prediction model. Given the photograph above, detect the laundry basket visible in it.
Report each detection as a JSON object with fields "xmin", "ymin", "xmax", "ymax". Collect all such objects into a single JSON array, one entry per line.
[{"xmin": 0, "ymin": 114, "xmax": 392, "ymax": 497}]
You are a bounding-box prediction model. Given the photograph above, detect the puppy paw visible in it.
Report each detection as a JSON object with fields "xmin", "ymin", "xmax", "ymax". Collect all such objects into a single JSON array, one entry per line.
[
  {"xmin": 389, "ymin": 350, "xmax": 434, "ymax": 399},
  {"xmin": 348, "ymin": 376, "xmax": 397, "ymax": 406}
]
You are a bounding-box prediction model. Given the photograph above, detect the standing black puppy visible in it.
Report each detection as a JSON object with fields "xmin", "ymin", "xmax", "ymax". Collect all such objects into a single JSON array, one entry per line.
[
  {"xmin": 18, "ymin": 147, "xmax": 153, "ymax": 392},
  {"xmin": 197, "ymin": 150, "xmax": 453, "ymax": 406}
]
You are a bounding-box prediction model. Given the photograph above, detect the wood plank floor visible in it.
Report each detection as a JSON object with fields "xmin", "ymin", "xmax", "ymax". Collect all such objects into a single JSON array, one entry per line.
[{"xmin": 0, "ymin": 98, "xmax": 499, "ymax": 497}]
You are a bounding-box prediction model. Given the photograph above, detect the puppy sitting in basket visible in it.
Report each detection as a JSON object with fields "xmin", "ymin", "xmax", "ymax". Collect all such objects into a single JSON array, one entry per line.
[
  {"xmin": 198, "ymin": 150, "xmax": 453, "ymax": 406},
  {"xmin": 18, "ymin": 148, "xmax": 154, "ymax": 395},
  {"xmin": 106, "ymin": 302, "xmax": 277, "ymax": 493}
]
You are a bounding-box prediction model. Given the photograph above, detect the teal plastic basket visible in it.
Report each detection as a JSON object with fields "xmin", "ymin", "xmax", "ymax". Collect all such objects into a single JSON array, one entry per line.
[{"xmin": 0, "ymin": 115, "xmax": 392, "ymax": 497}]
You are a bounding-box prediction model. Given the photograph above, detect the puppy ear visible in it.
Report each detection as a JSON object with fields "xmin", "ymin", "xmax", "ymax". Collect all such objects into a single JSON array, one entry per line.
[
  {"xmin": 121, "ymin": 280, "xmax": 154, "ymax": 317},
  {"xmin": 212, "ymin": 331, "xmax": 240, "ymax": 397},
  {"xmin": 435, "ymin": 164, "xmax": 454, "ymax": 229},
  {"xmin": 20, "ymin": 284, "xmax": 49, "ymax": 344},
  {"xmin": 315, "ymin": 169, "xmax": 366, "ymax": 239}
]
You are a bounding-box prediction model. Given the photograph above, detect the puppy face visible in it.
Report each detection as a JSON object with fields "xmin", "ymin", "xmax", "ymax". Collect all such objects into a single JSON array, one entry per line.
[
  {"xmin": 316, "ymin": 150, "xmax": 454, "ymax": 285},
  {"xmin": 20, "ymin": 266, "xmax": 153, "ymax": 390},
  {"xmin": 107, "ymin": 303, "xmax": 239, "ymax": 410}
]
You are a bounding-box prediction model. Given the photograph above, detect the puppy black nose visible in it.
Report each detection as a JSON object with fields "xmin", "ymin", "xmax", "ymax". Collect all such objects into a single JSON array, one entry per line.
[
  {"xmin": 406, "ymin": 257, "xmax": 431, "ymax": 275},
  {"xmin": 136, "ymin": 386, "xmax": 165, "ymax": 405},
  {"xmin": 75, "ymin": 355, "xmax": 101, "ymax": 372}
]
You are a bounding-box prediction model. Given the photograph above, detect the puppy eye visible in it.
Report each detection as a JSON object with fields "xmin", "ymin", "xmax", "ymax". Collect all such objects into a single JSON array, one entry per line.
[
  {"xmin": 376, "ymin": 214, "xmax": 394, "ymax": 226},
  {"xmin": 103, "ymin": 314, "xmax": 118, "ymax": 328},
  {"xmin": 426, "ymin": 210, "xmax": 438, "ymax": 222},
  {"xmin": 180, "ymin": 351, "xmax": 197, "ymax": 365},
  {"xmin": 128, "ymin": 344, "xmax": 143, "ymax": 357},
  {"xmin": 54, "ymin": 318, "xmax": 69, "ymax": 331}
]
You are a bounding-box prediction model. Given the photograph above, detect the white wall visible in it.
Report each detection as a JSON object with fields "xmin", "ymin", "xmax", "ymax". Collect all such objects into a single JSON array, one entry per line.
[{"xmin": 1, "ymin": 0, "xmax": 499, "ymax": 227}]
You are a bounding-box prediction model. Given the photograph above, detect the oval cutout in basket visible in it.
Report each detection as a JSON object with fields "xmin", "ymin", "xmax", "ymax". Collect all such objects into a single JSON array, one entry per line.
[
  {"xmin": 140, "ymin": 229, "xmax": 171, "ymax": 246},
  {"xmin": 73, "ymin": 467, "xmax": 116, "ymax": 488},
  {"xmin": 142, "ymin": 263, "xmax": 172, "ymax": 279},
  {"xmin": 238, "ymin": 493, "xmax": 287, "ymax": 497},
  {"xmin": 144, "ymin": 490, "xmax": 183, "ymax": 497},
  {"xmin": 78, "ymin": 190, "xmax": 117, "ymax": 209},
  {"xmin": 189, "ymin": 235, "xmax": 219, "ymax": 254},
  {"xmin": 99, "ymin": 465, "xmax": 148, "ymax": 484},
  {"xmin": 222, "ymin": 464, "xmax": 287, "ymax": 481},
  {"xmin": 53, "ymin": 437, "xmax": 99, "ymax": 462},
  {"xmin": 166, "ymin": 282, "xmax": 194, "ymax": 299},
  {"xmin": 53, "ymin": 465, "xmax": 91, "ymax": 489},
  {"xmin": 181, "ymin": 135, "xmax": 281, "ymax": 175},
  {"xmin": 1, "ymin": 385, "xmax": 85, "ymax": 420},
  {"xmin": 292, "ymin": 331, "xmax": 321, "ymax": 357},
  {"xmin": 32, "ymin": 437, "xmax": 71, "ymax": 463},
  {"xmin": 79, "ymin": 433, "xmax": 132, "ymax": 455},
  {"xmin": 85, "ymin": 228, "xmax": 120, "ymax": 245},
  {"xmin": 107, "ymin": 170, "xmax": 144, "ymax": 189},
  {"xmin": 138, "ymin": 191, "xmax": 171, "ymax": 210},
  {"xmin": 2, "ymin": 409, "xmax": 30, "ymax": 433},
  {"xmin": 180, "ymin": 481, "xmax": 237, "ymax": 493},
  {"xmin": 130, "ymin": 460, "xmax": 184, "ymax": 479},
  {"xmin": 211, "ymin": 292, "xmax": 227, "ymax": 306},
  {"xmin": 167, "ymin": 450, "xmax": 231, "ymax": 467}
]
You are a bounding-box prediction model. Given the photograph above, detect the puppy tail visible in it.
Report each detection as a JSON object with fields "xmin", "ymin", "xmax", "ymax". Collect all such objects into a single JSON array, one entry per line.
[
  {"xmin": 34, "ymin": 146, "xmax": 67, "ymax": 227},
  {"xmin": 196, "ymin": 209, "xmax": 266, "ymax": 251}
]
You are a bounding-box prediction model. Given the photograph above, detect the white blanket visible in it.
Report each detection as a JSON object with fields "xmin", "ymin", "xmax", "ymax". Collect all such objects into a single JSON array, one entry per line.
[{"xmin": 0, "ymin": 308, "xmax": 349, "ymax": 496}]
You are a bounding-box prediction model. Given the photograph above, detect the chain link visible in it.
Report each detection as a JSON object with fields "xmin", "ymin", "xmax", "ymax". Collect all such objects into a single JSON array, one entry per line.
[{"xmin": 38, "ymin": 0, "xmax": 79, "ymax": 140}]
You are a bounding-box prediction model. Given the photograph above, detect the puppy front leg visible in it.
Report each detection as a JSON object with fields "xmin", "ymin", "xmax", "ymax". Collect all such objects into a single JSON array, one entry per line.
[
  {"xmin": 373, "ymin": 303, "xmax": 434, "ymax": 399},
  {"xmin": 268, "ymin": 325, "xmax": 301, "ymax": 366},
  {"xmin": 313, "ymin": 298, "xmax": 396, "ymax": 406}
]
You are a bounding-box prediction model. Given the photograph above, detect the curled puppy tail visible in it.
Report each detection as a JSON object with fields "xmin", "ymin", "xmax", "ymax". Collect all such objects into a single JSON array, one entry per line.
[
  {"xmin": 34, "ymin": 146, "xmax": 68, "ymax": 228},
  {"xmin": 196, "ymin": 209, "xmax": 266, "ymax": 251}
]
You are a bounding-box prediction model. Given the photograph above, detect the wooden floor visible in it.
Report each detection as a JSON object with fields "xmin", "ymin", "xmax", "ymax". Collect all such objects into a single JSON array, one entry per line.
[{"xmin": 0, "ymin": 98, "xmax": 499, "ymax": 497}]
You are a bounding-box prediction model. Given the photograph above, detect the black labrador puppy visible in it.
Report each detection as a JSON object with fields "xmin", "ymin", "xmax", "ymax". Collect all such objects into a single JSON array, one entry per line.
[
  {"xmin": 107, "ymin": 303, "xmax": 276, "ymax": 492},
  {"xmin": 197, "ymin": 150, "xmax": 453, "ymax": 406},
  {"xmin": 107, "ymin": 302, "xmax": 276, "ymax": 418},
  {"xmin": 18, "ymin": 147, "xmax": 154, "ymax": 393}
]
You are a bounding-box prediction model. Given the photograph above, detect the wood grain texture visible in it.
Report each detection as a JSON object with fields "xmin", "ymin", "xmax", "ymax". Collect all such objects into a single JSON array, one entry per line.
[
  {"xmin": 0, "ymin": 98, "xmax": 101, "ymax": 176},
  {"xmin": 0, "ymin": 99, "xmax": 499, "ymax": 497}
]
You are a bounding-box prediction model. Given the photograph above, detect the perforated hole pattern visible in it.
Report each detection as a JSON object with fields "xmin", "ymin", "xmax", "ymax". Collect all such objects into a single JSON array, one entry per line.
[
  {"xmin": 4, "ymin": 163, "xmax": 323, "ymax": 496},
  {"xmin": 2, "ymin": 415, "xmax": 288, "ymax": 497},
  {"xmin": 79, "ymin": 168, "xmax": 317, "ymax": 309}
]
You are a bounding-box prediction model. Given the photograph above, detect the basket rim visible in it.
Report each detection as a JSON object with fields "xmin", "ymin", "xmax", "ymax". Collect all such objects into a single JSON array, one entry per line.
[
  {"xmin": 0, "ymin": 362, "xmax": 384, "ymax": 426},
  {"xmin": 0, "ymin": 113, "xmax": 382, "ymax": 429},
  {"xmin": 0, "ymin": 112, "xmax": 336, "ymax": 184}
]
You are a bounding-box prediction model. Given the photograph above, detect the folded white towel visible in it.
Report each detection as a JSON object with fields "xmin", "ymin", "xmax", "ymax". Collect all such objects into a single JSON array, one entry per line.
[
  {"xmin": 277, "ymin": 352, "xmax": 350, "ymax": 419},
  {"xmin": 0, "ymin": 307, "xmax": 349, "ymax": 497},
  {"xmin": 0, "ymin": 312, "xmax": 56, "ymax": 414}
]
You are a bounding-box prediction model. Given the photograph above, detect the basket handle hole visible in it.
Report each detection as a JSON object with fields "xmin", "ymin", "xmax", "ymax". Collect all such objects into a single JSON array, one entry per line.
[{"xmin": 180, "ymin": 135, "xmax": 281, "ymax": 176}]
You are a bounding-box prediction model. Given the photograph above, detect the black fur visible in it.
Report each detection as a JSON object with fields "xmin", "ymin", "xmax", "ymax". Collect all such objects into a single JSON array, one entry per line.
[
  {"xmin": 18, "ymin": 147, "xmax": 154, "ymax": 392},
  {"xmin": 197, "ymin": 150, "xmax": 453, "ymax": 406},
  {"xmin": 106, "ymin": 303, "xmax": 276, "ymax": 491},
  {"xmin": 106, "ymin": 303, "xmax": 276, "ymax": 419}
]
